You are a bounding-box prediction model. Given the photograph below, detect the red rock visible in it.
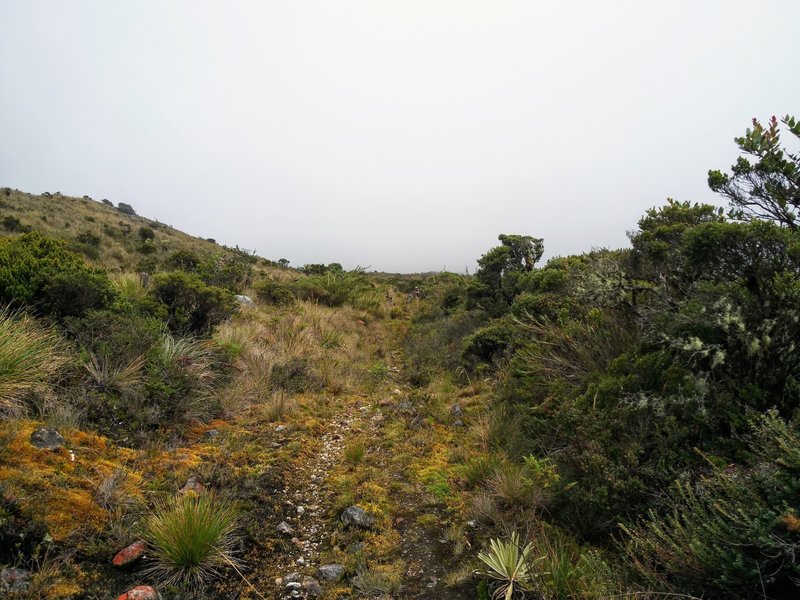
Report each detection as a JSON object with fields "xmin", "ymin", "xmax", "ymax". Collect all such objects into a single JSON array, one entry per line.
[
  {"xmin": 117, "ymin": 585, "xmax": 157, "ymax": 600},
  {"xmin": 112, "ymin": 541, "xmax": 147, "ymax": 566},
  {"xmin": 356, "ymin": 319, "xmax": 365, "ymax": 326}
]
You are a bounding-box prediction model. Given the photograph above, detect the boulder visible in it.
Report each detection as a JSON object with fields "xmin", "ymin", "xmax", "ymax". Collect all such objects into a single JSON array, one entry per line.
[
  {"xmin": 112, "ymin": 541, "xmax": 147, "ymax": 566},
  {"xmin": 30, "ymin": 427, "xmax": 65, "ymax": 450},
  {"xmin": 235, "ymin": 294, "xmax": 254, "ymax": 306},
  {"xmin": 340, "ymin": 505, "xmax": 376, "ymax": 529},
  {"xmin": 117, "ymin": 585, "xmax": 157, "ymax": 600},
  {"xmin": 317, "ymin": 563, "xmax": 345, "ymax": 581}
]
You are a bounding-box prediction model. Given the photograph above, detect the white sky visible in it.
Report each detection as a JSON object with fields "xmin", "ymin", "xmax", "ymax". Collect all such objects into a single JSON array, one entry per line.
[{"xmin": 1, "ymin": 1, "xmax": 798, "ymax": 272}]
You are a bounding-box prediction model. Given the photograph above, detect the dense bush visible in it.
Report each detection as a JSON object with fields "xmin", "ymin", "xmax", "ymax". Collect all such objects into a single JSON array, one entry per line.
[
  {"xmin": 252, "ymin": 279, "xmax": 294, "ymax": 306},
  {"xmin": 0, "ymin": 233, "xmax": 115, "ymax": 318},
  {"xmin": 149, "ymin": 271, "xmax": 236, "ymax": 334}
]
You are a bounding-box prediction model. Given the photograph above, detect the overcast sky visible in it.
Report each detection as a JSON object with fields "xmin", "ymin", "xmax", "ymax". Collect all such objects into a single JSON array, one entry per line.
[{"xmin": 1, "ymin": 1, "xmax": 798, "ymax": 272}]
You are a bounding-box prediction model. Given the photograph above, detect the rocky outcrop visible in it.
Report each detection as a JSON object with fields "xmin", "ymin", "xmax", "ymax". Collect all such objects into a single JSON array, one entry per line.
[
  {"xmin": 29, "ymin": 427, "xmax": 65, "ymax": 450},
  {"xmin": 340, "ymin": 505, "xmax": 376, "ymax": 529}
]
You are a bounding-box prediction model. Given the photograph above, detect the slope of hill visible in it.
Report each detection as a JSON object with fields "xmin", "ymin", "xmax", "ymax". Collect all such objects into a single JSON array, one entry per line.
[{"xmin": 0, "ymin": 188, "xmax": 266, "ymax": 275}]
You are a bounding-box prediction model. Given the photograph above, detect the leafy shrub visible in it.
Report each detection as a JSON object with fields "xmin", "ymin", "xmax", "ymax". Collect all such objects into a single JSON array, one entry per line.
[
  {"xmin": 197, "ymin": 249, "xmax": 254, "ymax": 292},
  {"xmin": 0, "ymin": 307, "xmax": 65, "ymax": 411},
  {"xmin": 252, "ymin": 279, "xmax": 294, "ymax": 306},
  {"xmin": 144, "ymin": 493, "xmax": 239, "ymax": 586},
  {"xmin": 622, "ymin": 411, "xmax": 800, "ymax": 599},
  {"xmin": 166, "ymin": 249, "xmax": 201, "ymax": 272},
  {"xmin": 117, "ymin": 202, "xmax": 136, "ymax": 215},
  {"xmin": 0, "ymin": 233, "xmax": 115, "ymax": 318},
  {"xmin": 1, "ymin": 215, "xmax": 31, "ymax": 233},
  {"xmin": 461, "ymin": 317, "xmax": 518, "ymax": 369},
  {"xmin": 76, "ymin": 231, "xmax": 101, "ymax": 247},
  {"xmin": 137, "ymin": 241, "xmax": 157, "ymax": 254},
  {"xmin": 149, "ymin": 271, "xmax": 236, "ymax": 334},
  {"xmin": 138, "ymin": 226, "xmax": 155, "ymax": 241}
]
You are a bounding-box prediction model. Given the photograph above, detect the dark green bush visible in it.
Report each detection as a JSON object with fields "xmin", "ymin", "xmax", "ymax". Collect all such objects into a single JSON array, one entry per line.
[
  {"xmin": 149, "ymin": 271, "xmax": 236, "ymax": 334},
  {"xmin": 117, "ymin": 202, "xmax": 136, "ymax": 215},
  {"xmin": 1, "ymin": 216, "xmax": 31, "ymax": 233},
  {"xmin": 166, "ymin": 249, "xmax": 202, "ymax": 272},
  {"xmin": 138, "ymin": 226, "xmax": 155, "ymax": 241},
  {"xmin": 76, "ymin": 231, "xmax": 101, "ymax": 247},
  {"xmin": 252, "ymin": 279, "xmax": 294, "ymax": 306},
  {"xmin": 0, "ymin": 233, "xmax": 115, "ymax": 318}
]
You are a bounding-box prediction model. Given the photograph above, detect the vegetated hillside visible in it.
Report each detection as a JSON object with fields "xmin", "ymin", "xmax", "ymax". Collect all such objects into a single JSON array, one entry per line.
[
  {"xmin": 0, "ymin": 188, "xmax": 274, "ymax": 276},
  {"xmin": 1, "ymin": 114, "xmax": 800, "ymax": 600}
]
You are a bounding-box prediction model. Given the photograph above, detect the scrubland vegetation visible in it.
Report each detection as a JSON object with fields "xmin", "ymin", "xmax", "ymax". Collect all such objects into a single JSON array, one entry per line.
[{"xmin": 1, "ymin": 115, "xmax": 799, "ymax": 599}]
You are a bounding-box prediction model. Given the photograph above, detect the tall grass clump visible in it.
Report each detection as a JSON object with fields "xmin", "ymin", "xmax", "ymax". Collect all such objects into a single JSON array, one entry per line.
[
  {"xmin": 143, "ymin": 493, "xmax": 239, "ymax": 586},
  {"xmin": 0, "ymin": 307, "xmax": 65, "ymax": 411}
]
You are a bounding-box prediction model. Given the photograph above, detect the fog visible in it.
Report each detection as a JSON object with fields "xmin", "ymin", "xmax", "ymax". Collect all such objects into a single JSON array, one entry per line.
[{"xmin": 2, "ymin": 1, "xmax": 799, "ymax": 271}]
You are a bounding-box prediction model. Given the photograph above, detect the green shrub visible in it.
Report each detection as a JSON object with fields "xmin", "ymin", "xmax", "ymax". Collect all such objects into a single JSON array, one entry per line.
[
  {"xmin": 138, "ymin": 226, "xmax": 155, "ymax": 241},
  {"xmin": 76, "ymin": 231, "xmax": 101, "ymax": 247},
  {"xmin": 461, "ymin": 318, "xmax": 518, "ymax": 369},
  {"xmin": 144, "ymin": 493, "xmax": 239, "ymax": 586},
  {"xmin": 149, "ymin": 271, "xmax": 236, "ymax": 334},
  {"xmin": 252, "ymin": 279, "xmax": 294, "ymax": 306},
  {"xmin": 166, "ymin": 249, "xmax": 201, "ymax": 272},
  {"xmin": 1, "ymin": 215, "xmax": 31, "ymax": 233},
  {"xmin": 0, "ymin": 233, "xmax": 115, "ymax": 318},
  {"xmin": 0, "ymin": 307, "xmax": 65, "ymax": 411}
]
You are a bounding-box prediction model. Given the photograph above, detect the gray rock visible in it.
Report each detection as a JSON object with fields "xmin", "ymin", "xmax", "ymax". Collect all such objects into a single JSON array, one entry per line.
[
  {"xmin": 283, "ymin": 572, "xmax": 301, "ymax": 583},
  {"xmin": 317, "ymin": 564, "xmax": 345, "ymax": 581},
  {"xmin": 284, "ymin": 581, "xmax": 302, "ymax": 591},
  {"xmin": 340, "ymin": 505, "xmax": 376, "ymax": 529},
  {"xmin": 179, "ymin": 477, "xmax": 206, "ymax": 495},
  {"xmin": 206, "ymin": 429, "xmax": 219, "ymax": 438},
  {"xmin": 236, "ymin": 294, "xmax": 254, "ymax": 305},
  {"xmin": 450, "ymin": 403, "xmax": 463, "ymax": 417},
  {"xmin": 29, "ymin": 427, "xmax": 65, "ymax": 450},
  {"xmin": 276, "ymin": 521, "xmax": 294, "ymax": 535},
  {"xmin": 303, "ymin": 576, "xmax": 323, "ymax": 597},
  {"xmin": 1, "ymin": 567, "xmax": 30, "ymax": 593},
  {"xmin": 453, "ymin": 419, "xmax": 465, "ymax": 427}
]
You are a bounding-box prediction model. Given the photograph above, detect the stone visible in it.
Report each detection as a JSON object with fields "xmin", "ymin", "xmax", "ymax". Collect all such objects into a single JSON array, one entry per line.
[
  {"xmin": 283, "ymin": 572, "xmax": 301, "ymax": 583},
  {"xmin": 285, "ymin": 582, "xmax": 302, "ymax": 591},
  {"xmin": 317, "ymin": 564, "xmax": 345, "ymax": 581},
  {"xmin": 235, "ymin": 294, "xmax": 254, "ymax": 305},
  {"xmin": 453, "ymin": 419, "xmax": 465, "ymax": 427},
  {"xmin": 179, "ymin": 477, "xmax": 206, "ymax": 495},
  {"xmin": 1, "ymin": 567, "xmax": 30, "ymax": 594},
  {"xmin": 206, "ymin": 429, "xmax": 219, "ymax": 438},
  {"xmin": 30, "ymin": 426, "xmax": 65, "ymax": 450},
  {"xmin": 275, "ymin": 424, "xmax": 287, "ymax": 432},
  {"xmin": 117, "ymin": 585, "xmax": 157, "ymax": 600},
  {"xmin": 450, "ymin": 404, "xmax": 463, "ymax": 417},
  {"xmin": 296, "ymin": 505, "xmax": 305, "ymax": 515},
  {"xmin": 340, "ymin": 505, "xmax": 375, "ymax": 529},
  {"xmin": 113, "ymin": 541, "xmax": 147, "ymax": 566},
  {"xmin": 303, "ymin": 576, "xmax": 324, "ymax": 597},
  {"xmin": 276, "ymin": 521, "xmax": 294, "ymax": 535}
]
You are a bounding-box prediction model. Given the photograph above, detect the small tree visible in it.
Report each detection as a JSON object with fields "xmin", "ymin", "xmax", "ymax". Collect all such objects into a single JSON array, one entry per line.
[{"xmin": 708, "ymin": 114, "xmax": 800, "ymax": 228}]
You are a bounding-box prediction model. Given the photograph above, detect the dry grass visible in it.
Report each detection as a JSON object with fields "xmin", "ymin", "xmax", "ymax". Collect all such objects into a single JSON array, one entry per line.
[{"xmin": 0, "ymin": 307, "xmax": 66, "ymax": 412}]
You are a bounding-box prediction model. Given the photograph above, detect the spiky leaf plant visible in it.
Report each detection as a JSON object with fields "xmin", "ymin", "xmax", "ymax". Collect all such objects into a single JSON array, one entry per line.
[
  {"xmin": 477, "ymin": 532, "xmax": 538, "ymax": 600},
  {"xmin": 143, "ymin": 493, "xmax": 239, "ymax": 586}
]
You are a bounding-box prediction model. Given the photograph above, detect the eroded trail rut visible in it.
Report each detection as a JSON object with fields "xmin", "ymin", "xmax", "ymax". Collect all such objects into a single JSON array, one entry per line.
[{"xmin": 252, "ymin": 387, "xmax": 466, "ymax": 600}]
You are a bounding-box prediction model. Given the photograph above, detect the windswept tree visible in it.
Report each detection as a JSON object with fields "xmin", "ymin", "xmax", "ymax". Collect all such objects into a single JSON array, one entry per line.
[{"xmin": 708, "ymin": 114, "xmax": 800, "ymax": 228}]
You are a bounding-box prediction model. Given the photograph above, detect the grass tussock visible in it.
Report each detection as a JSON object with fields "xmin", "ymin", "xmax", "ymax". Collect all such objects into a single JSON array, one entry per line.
[
  {"xmin": 0, "ymin": 307, "xmax": 65, "ymax": 412},
  {"xmin": 143, "ymin": 493, "xmax": 239, "ymax": 586}
]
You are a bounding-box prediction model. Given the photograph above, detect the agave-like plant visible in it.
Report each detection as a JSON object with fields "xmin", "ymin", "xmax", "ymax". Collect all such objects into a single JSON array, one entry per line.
[{"xmin": 477, "ymin": 532, "xmax": 538, "ymax": 600}]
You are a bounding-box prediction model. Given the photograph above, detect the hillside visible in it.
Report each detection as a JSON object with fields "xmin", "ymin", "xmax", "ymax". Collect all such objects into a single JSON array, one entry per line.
[{"xmin": 0, "ymin": 188, "xmax": 274, "ymax": 276}]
